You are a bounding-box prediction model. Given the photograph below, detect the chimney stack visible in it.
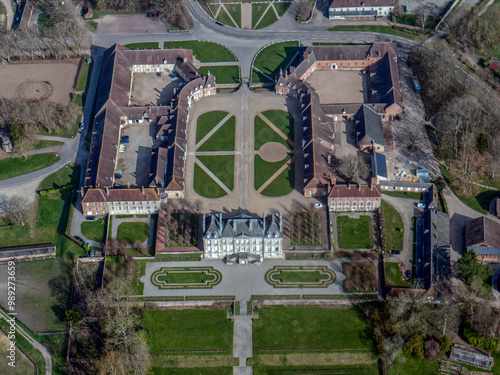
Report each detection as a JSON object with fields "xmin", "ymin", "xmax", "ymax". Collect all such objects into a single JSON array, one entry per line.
[{"xmin": 106, "ymin": 187, "xmax": 109, "ymax": 196}]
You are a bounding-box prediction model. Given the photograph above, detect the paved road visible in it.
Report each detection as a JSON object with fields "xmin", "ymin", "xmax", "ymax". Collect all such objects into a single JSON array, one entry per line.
[{"xmin": 0, "ymin": 309, "xmax": 53, "ymax": 375}]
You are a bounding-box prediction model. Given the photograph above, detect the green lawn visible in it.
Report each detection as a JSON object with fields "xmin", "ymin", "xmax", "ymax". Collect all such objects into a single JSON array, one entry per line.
[
  {"xmin": 382, "ymin": 190, "xmax": 422, "ymax": 200},
  {"xmin": 252, "ymin": 41, "xmax": 299, "ymax": 83},
  {"xmin": 197, "ymin": 155, "xmax": 234, "ymax": 190},
  {"xmin": 152, "ymin": 369, "xmax": 233, "ymax": 375},
  {"xmin": 196, "ymin": 111, "xmax": 229, "ymax": 143},
  {"xmin": 261, "ymin": 162, "xmax": 295, "ymax": 197},
  {"xmin": 116, "ymin": 222, "xmax": 149, "ymax": 243},
  {"xmin": 141, "ymin": 309, "xmax": 233, "ymax": 354},
  {"xmin": 37, "ymin": 112, "xmax": 80, "ymax": 138},
  {"xmin": 81, "ymin": 218, "xmax": 106, "ymax": 242},
  {"xmin": 253, "ymin": 363, "xmax": 378, "ymax": 375},
  {"xmin": 0, "ymin": 153, "xmax": 60, "ymax": 181},
  {"xmin": 87, "ymin": 20, "xmax": 98, "ymax": 30},
  {"xmin": 91, "ymin": 10, "xmax": 141, "ymax": 18},
  {"xmin": 381, "ymin": 200, "xmax": 405, "ymax": 251},
  {"xmin": 388, "ymin": 353, "xmax": 439, "ymax": 375},
  {"xmin": 157, "ymin": 271, "xmax": 217, "ymax": 284},
  {"xmin": 252, "ymin": 3, "xmax": 268, "ymax": 28},
  {"xmin": 163, "ymin": 41, "xmax": 237, "ymax": 62},
  {"xmin": 274, "ymin": 1, "xmax": 292, "ymax": 16},
  {"xmin": 75, "ymin": 61, "xmax": 91, "ymax": 91},
  {"xmin": 253, "ymin": 305, "xmax": 373, "ymax": 350},
  {"xmin": 193, "ymin": 164, "xmax": 227, "ymax": 198},
  {"xmin": 385, "ymin": 262, "xmax": 410, "ymax": 288},
  {"xmin": 254, "ymin": 154, "xmax": 290, "ymax": 190},
  {"xmin": 0, "ymin": 259, "xmax": 72, "ymax": 332},
  {"xmin": 272, "ymin": 271, "xmax": 329, "ymax": 283},
  {"xmin": 328, "ymin": 25, "xmax": 428, "ymax": 41},
  {"xmin": 262, "ymin": 110, "xmax": 294, "ymax": 140},
  {"xmin": 337, "ymin": 215, "xmax": 374, "ymax": 249},
  {"xmin": 30, "ymin": 140, "xmax": 64, "ymax": 150},
  {"xmin": 197, "ymin": 116, "xmax": 235, "ymax": 151},
  {"xmin": 217, "ymin": 6, "xmax": 237, "ymax": 27},
  {"xmin": 124, "ymin": 42, "xmax": 159, "ymax": 49},
  {"xmin": 254, "ymin": 116, "xmax": 289, "ymax": 150},
  {"xmin": 255, "ymin": 7, "xmax": 278, "ymax": 29},
  {"xmin": 198, "ymin": 65, "xmax": 240, "ymax": 83},
  {"xmin": 224, "ymin": 4, "xmax": 241, "ymax": 27}
]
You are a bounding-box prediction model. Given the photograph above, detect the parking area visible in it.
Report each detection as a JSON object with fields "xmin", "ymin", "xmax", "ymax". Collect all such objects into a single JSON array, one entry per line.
[
  {"xmin": 130, "ymin": 72, "xmax": 185, "ymax": 106},
  {"xmin": 116, "ymin": 122, "xmax": 156, "ymax": 187},
  {"xmin": 306, "ymin": 70, "xmax": 366, "ymax": 104},
  {"xmin": 96, "ymin": 14, "xmax": 167, "ymax": 35}
]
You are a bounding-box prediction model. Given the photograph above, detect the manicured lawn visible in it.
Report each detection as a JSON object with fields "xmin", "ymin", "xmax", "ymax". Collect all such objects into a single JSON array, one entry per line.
[
  {"xmin": 197, "ymin": 155, "xmax": 234, "ymax": 190},
  {"xmin": 30, "ymin": 140, "xmax": 64, "ymax": 150},
  {"xmin": 75, "ymin": 61, "xmax": 91, "ymax": 91},
  {"xmin": 274, "ymin": 1, "xmax": 292, "ymax": 16},
  {"xmin": 382, "ymin": 190, "xmax": 422, "ymax": 200},
  {"xmin": 261, "ymin": 162, "xmax": 295, "ymax": 197},
  {"xmin": 193, "ymin": 164, "xmax": 227, "ymax": 198},
  {"xmin": 141, "ymin": 309, "xmax": 233, "ymax": 354},
  {"xmin": 290, "ymin": 212, "xmax": 323, "ymax": 246},
  {"xmin": 273, "ymin": 271, "xmax": 329, "ymax": 283},
  {"xmin": 381, "ymin": 200, "xmax": 404, "ymax": 251},
  {"xmin": 216, "ymin": 6, "xmax": 237, "ymax": 27},
  {"xmin": 124, "ymin": 42, "xmax": 159, "ymax": 49},
  {"xmin": 152, "ymin": 369, "xmax": 233, "ymax": 375},
  {"xmin": 255, "ymin": 7, "xmax": 278, "ymax": 29},
  {"xmin": 254, "ymin": 154, "xmax": 290, "ymax": 190},
  {"xmin": 116, "ymin": 222, "xmax": 149, "ymax": 243},
  {"xmin": 385, "ymin": 262, "xmax": 410, "ymax": 287},
  {"xmin": 156, "ymin": 271, "xmax": 217, "ymax": 284},
  {"xmin": 253, "ymin": 305, "xmax": 373, "ymax": 350},
  {"xmin": 254, "ymin": 116, "xmax": 289, "ymax": 150},
  {"xmin": 342, "ymin": 261, "xmax": 377, "ymax": 292},
  {"xmin": 224, "ymin": 4, "xmax": 241, "ymax": 27},
  {"xmin": 163, "ymin": 41, "xmax": 237, "ymax": 62},
  {"xmin": 196, "ymin": 111, "xmax": 229, "ymax": 143},
  {"xmin": 253, "ymin": 363, "xmax": 378, "ymax": 375},
  {"xmin": 328, "ymin": 25, "xmax": 429, "ymax": 40},
  {"xmin": 197, "ymin": 116, "xmax": 235, "ymax": 151},
  {"xmin": 81, "ymin": 218, "xmax": 106, "ymax": 242},
  {"xmin": 252, "ymin": 41, "xmax": 300, "ymax": 83},
  {"xmin": 262, "ymin": 110, "xmax": 294, "ymax": 140},
  {"xmin": 0, "ymin": 153, "xmax": 60, "ymax": 181},
  {"xmin": 389, "ymin": 353, "xmax": 439, "ymax": 375},
  {"xmin": 337, "ymin": 215, "xmax": 374, "ymax": 249},
  {"xmin": 198, "ymin": 65, "xmax": 240, "ymax": 83},
  {"xmin": 0, "ymin": 259, "xmax": 72, "ymax": 332},
  {"xmin": 252, "ymin": 3, "xmax": 268, "ymax": 28}
]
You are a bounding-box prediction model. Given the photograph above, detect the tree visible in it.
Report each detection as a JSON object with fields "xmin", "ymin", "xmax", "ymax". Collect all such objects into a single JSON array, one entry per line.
[
  {"xmin": 392, "ymin": 0, "xmax": 405, "ymax": 19},
  {"xmin": 424, "ymin": 339, "xmax": 440, "ymax": 360},
  {"xmin": 488, "ymin": 135, "xmax": 500, "ymax": 178},
  {"xmin": 9, "ymin": 121, "xmax": 23, "ymax": 145},
  {"xmin": 64, "ymin": 309, "xmax": 83, "ymax": 325},
  {"xmin": 404, "ymin": 334, "xmax": 425, "ymax": 358},
  {"xmin": 458, "ymin": 249, "xmax": 493, "ymax": 285}
]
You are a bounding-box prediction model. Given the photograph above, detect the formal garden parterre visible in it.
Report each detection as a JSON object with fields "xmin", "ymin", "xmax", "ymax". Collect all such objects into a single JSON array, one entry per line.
[
  {"xmin": 265, "ymin": 265, "xmax": 336, "ymax": 288},
  {"xmin": 151, "ymin": 267, "xmax": 222, "ymax": 289}
]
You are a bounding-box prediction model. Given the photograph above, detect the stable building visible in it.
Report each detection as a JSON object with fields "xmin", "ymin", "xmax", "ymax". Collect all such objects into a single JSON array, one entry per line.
[
  {"xmin": 465, "ymin": 216, "xmax": 500, "ymax": 262},
  {"xmin": 202, "ymin": 214, "xmax": 284, "ymax": 263},
  {"xmin": 329, "ymin": 0, "xmax": 395, "ymax": 20},
  {"xmin": 328, "ymin": 183, "xmax": 381, "ymax": 211}
]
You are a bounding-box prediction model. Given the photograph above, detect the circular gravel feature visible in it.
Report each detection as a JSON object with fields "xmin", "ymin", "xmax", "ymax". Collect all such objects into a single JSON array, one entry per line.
[{"xmin": 259, "ymin": 142, "xmax": 288, "ymax": 162}]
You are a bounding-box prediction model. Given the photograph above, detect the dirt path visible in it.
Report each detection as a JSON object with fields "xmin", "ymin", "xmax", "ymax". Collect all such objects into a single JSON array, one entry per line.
[{"xmin": 241, "ymin": 3, "xmax": 251, "ymax": 29}]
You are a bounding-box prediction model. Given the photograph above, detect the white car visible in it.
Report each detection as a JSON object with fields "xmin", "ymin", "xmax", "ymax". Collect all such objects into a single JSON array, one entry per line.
[
  {"xmin": 314, "ymin": 203, "xmax": 323, "ymax": 209},
  {"xmin": 417, "ymin": 203, "xmax": 426, "ymax": 208}
]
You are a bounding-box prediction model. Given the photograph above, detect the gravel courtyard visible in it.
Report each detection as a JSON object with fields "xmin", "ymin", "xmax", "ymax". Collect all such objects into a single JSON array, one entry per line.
[{"xmin": 306, "ymin": 70, "xmax": 366, "ymax": 104}]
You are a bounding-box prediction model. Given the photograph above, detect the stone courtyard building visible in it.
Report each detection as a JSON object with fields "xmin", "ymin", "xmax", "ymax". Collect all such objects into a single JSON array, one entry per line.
[{"xmin": 202, "ymin": 213, "xmax": 284, "ymax": 263}]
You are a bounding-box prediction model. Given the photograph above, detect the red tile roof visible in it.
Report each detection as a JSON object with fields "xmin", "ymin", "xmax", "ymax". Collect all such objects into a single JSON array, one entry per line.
[
  {"xmin": 328, "ymin": 184, "xmax": 381, "ymax": 198},
  {"xmin": 330, "ymin": 0, "xmax": 394, "ymax": 8},
  {"xmin": 82, "ymin": 188, "xmax": 160, "ymax": 203}
]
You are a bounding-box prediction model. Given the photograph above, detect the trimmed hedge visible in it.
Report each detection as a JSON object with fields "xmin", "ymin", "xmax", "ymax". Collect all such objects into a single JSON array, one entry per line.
[{"xmin": 39, "ymin": 184, "xmax": 75, "ymax": 196}]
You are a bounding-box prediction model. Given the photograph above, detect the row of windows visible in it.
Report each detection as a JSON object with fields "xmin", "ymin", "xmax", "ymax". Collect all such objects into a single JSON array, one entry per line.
[
  {"xmin": 330, "ymin": 197, "xmax": 378, "ymax": 201},
  {"xmin": 205, "ymin": 246, "xmax": 281, "ymax": 252},
  {"xmin": 333, "ymin": 7, "xmax": 388, "ymax": 11}
]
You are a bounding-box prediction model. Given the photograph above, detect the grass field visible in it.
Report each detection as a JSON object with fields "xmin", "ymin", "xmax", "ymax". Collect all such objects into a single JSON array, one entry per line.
[
  {"xmin": 0, "ymin": 259, "xmax": 72, "ymax": 332},
  {"xmin": 197, "ymin": 155, "xmax": 234, "ymax": 190},
  {"xmin": 224, "ymin": 3, "xmax": 241, "ymax": 27},
  {"xmin": 274, "ymin": 1, "xmax": 291, "ymax": 16},
  {"xmin": 156, "ymin": 271, "xmax": 217, "ymax": 284},
  {"xmin": 124, "ymin": 42, "xmax": 159, "ymax": 49},
  {"xmin": 0, "ymin": 153, "xmax": 60, "ymax": 181},
  {"xmin": 271, "ymin": 270, "xmax": 329, "ymax": 283},
  {"xmin": 385, "ymin": 262, "xmax": 410, "ymax": 288},
  {"xmin": 252, "ymin": 41, "xmax": 300, "ymax": 83},
  {"xmin": 216, "ymin": 6, "xmax": 238, "ymax": 27},
  {"xmin": 255, "ymin": 7, "xmax": 278, "ymax": 29},
  {"xmin": 254, "ymin": 116, "xmax": 289, "ymax": 150},
  {"xmin": 142, "ymin": 309, "xmax": 233, "ymax": 354},
  {"xmin": 382, "ymin": 191, "xmax": 423, "ymax": 200},
  {"xmin": 261, "ymin": 162, "xmax": 295, "ymax": 197},
  {"xmin": 163, "ymin": 41, "xmax": 237, "ymax": 62},
  {"xmin": 152, "ymin": 368, "xmax": 233, "ymax": 375},
  {"xmin": 252, "ymin": 3, "xmax": 268, "ymax": 28},
  {"xmin": 75, "ymin": 61, "xmax": 91, "ymax": 92},
  {"xmin": 197, "ymin": 116, "xmax": 235, "ymax": 151},
  {"xmin": 196, "ymin": 111, "xmax": 229, "ymax": 143},
  {"xmin": 194, "ymin": 164, "xmax": 227, "ymax": 198},
  {"xmin": 0, "ymin": 163, "xmax": 84, "ymax": 259},
  {"xmin": 253, "ymin": 305, "xmax": 373, "ymax": 350},
  {"xmin": 337, "ymin": 215, "xmax": 374, "ymax": 249},
  {"xmin": 198, "ymin": 65, "xmax": 240, "ymax": 83},
  {"xmin": 81, "ymin": 218, "xmax": 106, "ymax": 242},
  {"xmin": 328, "ymin": 25, "xmax": 428, "ymax": 40},
  {"xmin": 381, "ymin": 200, "xmax": 404, "ymax": 251},
  {"xmin": 116, "ymin": 222, "xmax": 149, "ymax": 243},
  {"xmin": 253, "ymin": 363, "xmax": 378, "ymax": 375},
  {"xmin": 388, "ymin": 353, "xmax": 439, "ymax": 375},
  {"xmin": 254, "ymin": 154, "xmax": 290, "ymax": 190},
  {"xmin": 30, "ymin": 140, "xmax": 64, "ymax": 150},
  {"xmin": 262, "ymin": 110, "xmax": 294, "ymax": 140}
]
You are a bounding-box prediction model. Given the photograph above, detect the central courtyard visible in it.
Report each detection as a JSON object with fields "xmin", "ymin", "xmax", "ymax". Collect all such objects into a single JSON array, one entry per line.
[{"xmin": 305, "ymin": 69, "xmax": 367, "ymax": 104}]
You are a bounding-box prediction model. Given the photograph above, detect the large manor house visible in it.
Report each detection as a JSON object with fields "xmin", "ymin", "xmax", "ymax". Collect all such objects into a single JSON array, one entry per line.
[{"xmin": 81, "ymin": 42, "xmax": 402, "ymax": 217}]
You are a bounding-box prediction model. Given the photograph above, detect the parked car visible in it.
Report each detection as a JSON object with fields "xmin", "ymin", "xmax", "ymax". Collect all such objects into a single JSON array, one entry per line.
[
  {"xmin": 74, "ymin": 235, "xmax": 83, "ymax": 242},
  {"xmin": 85, "ymin": 216, "xmax": 96, "ymax": 221},
  {"xmin": 215, "ymin": 21, "xmax": 224, "ymax": 26},
  {"xmin": 417, "ymin": 203, "xmax": 426, "ymax": 208},
  {"xmin": 313, "ymin": 203, "xmax": 323, "ymax": 209},
  {"xmin": 178, "ymin": 82, "xmax": 186, "ymax": 87},
  {"xmin": 392, "ymin": 250, "xmax": 400, "ymax": 255},
  {"xmin": 120, "ymin": 138, "xmax": 129, "ymax": 144},
  {"xmin": 405, "ymin": 270, "xmax": 412, "ymax": 279},
  {"xmin": 171, "ymin": 73, "xmax": 178, "ymax": 78},
  {"xmin": 89, "ymin": 250, "xmax": 95, "ymax": 257},
  {"xmin": 79, "ymin": 122, "xmax": 85, "ymax": 130}
]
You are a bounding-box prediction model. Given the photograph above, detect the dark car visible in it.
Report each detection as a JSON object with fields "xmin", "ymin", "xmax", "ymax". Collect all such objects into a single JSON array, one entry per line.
[
  {"xmin": 392, "ymin": 250, "xmax": 400, "ymax": 255},
  {"xmin": 89, "ymin": 250, "xmax": 95, "ymax": 257},
  {"xmin": 215, "ymin": 21, "xmax": 224, "ymax": 26},
  {"xmin": 74, "ymin": 235, "xmax": 83, "ymax": 242},
  {"xmin": 405, "ymin": 270, "xmax": 412, "ymax": 279},
  {"xmin": 85, "ymin": 216, "xmax": 96, "ymax": 221}
]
